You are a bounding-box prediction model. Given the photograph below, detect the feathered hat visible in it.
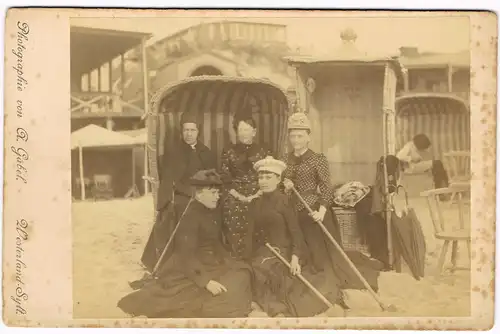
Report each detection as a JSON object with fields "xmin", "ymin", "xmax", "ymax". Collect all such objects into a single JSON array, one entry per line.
[{"xmin": 189, "ymin": 169, "xmax": 223, "ymax": 187}]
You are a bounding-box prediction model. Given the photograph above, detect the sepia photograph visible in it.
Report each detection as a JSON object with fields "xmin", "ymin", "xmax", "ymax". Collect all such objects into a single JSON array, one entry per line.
[
  {"xmin": 2, "ymin": 9, "xmax": 495, "ymax": 329},
  {"xmin": 69, "ymin": 14, "xmax": 473, "ymax": 319}
]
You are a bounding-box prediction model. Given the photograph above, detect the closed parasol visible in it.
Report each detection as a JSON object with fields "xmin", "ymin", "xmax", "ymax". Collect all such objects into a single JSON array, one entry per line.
[{"xmin": 391, "ymin": 186, "xmax": 427, "ymax": 280}]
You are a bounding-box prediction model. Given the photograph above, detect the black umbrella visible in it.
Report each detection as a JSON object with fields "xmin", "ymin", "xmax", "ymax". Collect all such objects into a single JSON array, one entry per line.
[{"xmin": 390, "ymin": 187, "xmax": 427, "ymax": 280}]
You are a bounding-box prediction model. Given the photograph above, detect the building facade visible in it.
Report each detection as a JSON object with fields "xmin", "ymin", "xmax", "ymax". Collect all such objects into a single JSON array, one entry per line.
[{"xmin": 397, "ymin": 47, "xmax": 470, "ymax": 104}]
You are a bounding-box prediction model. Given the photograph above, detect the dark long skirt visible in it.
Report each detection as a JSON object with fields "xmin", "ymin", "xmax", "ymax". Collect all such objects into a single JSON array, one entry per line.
[
  {"xmin": 251, "ymin": 248, "xmax": 342, "ymax": 317},
  {"xmin": 297, "ymin": 205, "xmax": 380, "ymax": 292},
  {"xmin": 222, "ymin": 183, "xmax": 259, "ymax": 259},
  {"xmin": 141, "ymin": 195, "xmax": 191, "ymax": 272},
  {"xmin": 118, "ymin": 261, "xmax": 253, "ymax": 318}
]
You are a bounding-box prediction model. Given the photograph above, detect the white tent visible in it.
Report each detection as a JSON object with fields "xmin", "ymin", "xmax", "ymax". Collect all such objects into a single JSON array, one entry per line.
[{"xmin": 119, "ymin": 128, "xmax": 149, "ymax": 194}]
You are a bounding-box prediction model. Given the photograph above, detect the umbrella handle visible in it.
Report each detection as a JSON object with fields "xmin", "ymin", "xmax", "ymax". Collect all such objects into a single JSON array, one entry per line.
[{"xmin": 396, "ymin": 185, "xmax": 410, "ymax": 210}]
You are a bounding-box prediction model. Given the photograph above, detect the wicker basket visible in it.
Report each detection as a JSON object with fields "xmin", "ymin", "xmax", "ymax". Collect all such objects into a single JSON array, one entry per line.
[{"xmin": 332, "ymin": 207, "xmax": 369, "ymax": 255}]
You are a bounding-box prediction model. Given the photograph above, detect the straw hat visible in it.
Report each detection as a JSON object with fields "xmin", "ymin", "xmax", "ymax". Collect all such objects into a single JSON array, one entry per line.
[
  {"xmin": 287, "ymin": 112, "xmax": 311, "ymax": 130},
  {"xmin": 253, "ymin": 156, "xmax": 287, "ymax": 176}
]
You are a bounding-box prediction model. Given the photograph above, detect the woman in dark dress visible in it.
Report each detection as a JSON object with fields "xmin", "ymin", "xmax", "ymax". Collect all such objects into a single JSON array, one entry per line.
[
  {"xmin": 282, "ymin": 113, "xmax": 379, "ymax": 293},
  {"xmin": 247, "ymin": 156, "xmax": 343, "ymax": 317},
  {"xmin": 118, "ymin": 170, "xmax": 252, "ymax": 318},
  {"xmin": 220, "ymin": 107, "xmax": 272, "ymax": 259}
]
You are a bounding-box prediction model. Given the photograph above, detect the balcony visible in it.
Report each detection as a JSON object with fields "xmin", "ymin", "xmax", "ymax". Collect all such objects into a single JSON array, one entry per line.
[
  {"xmin": 70, "ymin": 26, "xmax": 151, "ymax": 121},
  {"xmin": 71, "ymin": 91, "xmax": 145, "ymax": 119}
]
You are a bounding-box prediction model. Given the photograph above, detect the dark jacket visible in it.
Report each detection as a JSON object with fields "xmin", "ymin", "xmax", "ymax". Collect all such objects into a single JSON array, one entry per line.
[
  {"xmin": 246, "ymin": 189, "xmax": 304, "ymax": 260},
  {"xmin": 156, "ymin": 141, "xmax": 217, "ymax": 211},
  {"xmin": 158, "ymin": 200, "xmax": 248, "ymax": 286},
  {"xmin": 371, "ymin": 155, "xmax": 401, "ymax": 215}
]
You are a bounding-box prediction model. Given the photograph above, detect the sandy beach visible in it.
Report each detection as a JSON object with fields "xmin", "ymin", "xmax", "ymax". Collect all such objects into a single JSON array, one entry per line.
[{"xmin": 73, "ymin": 194, "xmax": 470, "ymax": 319}]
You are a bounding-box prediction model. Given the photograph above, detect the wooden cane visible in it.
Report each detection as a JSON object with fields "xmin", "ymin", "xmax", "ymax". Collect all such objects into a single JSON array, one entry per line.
[
  {"xmin": 150, "ymin": 197, "xmax": 194, "ymax": 276},
  {"xmin": 290, "ymin": 187, "xmax": 396, "ymax": 312},
  {"xmin": 265, "ymin": 243, "xmax": 334, "ymax": 309}
]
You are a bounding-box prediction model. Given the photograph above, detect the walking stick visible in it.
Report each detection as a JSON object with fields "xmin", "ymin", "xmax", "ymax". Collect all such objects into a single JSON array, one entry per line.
[
  {"xmin": 151, "ymin": 197, "xmax": 193, "ymax": 275},
  {"xmin": 265, "ymin": 243, "xmax": 334, "ymax": 309},
  {"xmin": 290, "ymin": 187, "xmax": 397, "ymax": 312},
  {"xmin": 129, "ymin": 197, "xmax": 194, "ymax": 290}
]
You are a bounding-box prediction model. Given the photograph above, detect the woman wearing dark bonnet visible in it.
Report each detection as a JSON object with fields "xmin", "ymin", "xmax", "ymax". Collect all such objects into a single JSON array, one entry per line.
[{"xmin": 220, "ymin": 105, "xmax": 273, "ymax": 259}]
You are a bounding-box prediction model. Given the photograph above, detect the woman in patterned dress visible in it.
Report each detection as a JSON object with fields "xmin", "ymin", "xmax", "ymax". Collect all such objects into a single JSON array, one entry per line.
[
  {"xmin": 282, "ymin": 113, "xmax": 379, "ymax": 292},
  {"xmin": 220, "ymin": 107, "xmax": 273, "ymax": 259},
  {"xmin": 282, "ymin": 113, "xmax": 343, "ymax": 272}
]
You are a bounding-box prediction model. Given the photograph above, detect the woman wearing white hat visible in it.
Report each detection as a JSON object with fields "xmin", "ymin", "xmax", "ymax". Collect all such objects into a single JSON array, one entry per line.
[{"xmin": 246, "ymin": 156, "xmax": 343, "ymax": 317}]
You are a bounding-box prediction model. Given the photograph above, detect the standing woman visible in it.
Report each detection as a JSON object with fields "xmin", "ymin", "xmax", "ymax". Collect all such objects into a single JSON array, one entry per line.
[
  {"xmin": 220, "ymin": 106, "xmax": 273, "ymax": 259},
  {"xmin": 282, "ymin": 113, "xmax": 379, "ymax": 292},
  {"xmin": 282, "ymin": 112, "xmax": 341, "ymax": 273}
]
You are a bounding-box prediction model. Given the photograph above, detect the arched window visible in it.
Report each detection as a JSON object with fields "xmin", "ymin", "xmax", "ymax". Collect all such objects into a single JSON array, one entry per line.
[{"xmin": 190, "ymin": 65, "xmax": 223, "ymax": 77}]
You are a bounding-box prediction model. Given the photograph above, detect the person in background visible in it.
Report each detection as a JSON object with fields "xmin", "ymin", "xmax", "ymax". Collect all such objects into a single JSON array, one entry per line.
[
  {"xmin": 220, "ymin": 105, "xmax": 273, "ymax": 259},
  {"xmin": 396, "ymin": 133, "xmax": 449, "ymax": 189},
  {"xmin": 118, "ymin": 170, "xmax": 253, "ymax": 318},
  {"xmin": 141, "ymin": 112, "xmax": 217, "ymax": 272}
]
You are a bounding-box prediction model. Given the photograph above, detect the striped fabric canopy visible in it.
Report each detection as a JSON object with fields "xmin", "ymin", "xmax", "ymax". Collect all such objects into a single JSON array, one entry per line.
[
  {"xmin": 395, "ymin": 93, "xmax": 470, "ymax": 159},
  {"xmin": 147, "ymin": 76, "xmax": 290, "ymax": 196}
]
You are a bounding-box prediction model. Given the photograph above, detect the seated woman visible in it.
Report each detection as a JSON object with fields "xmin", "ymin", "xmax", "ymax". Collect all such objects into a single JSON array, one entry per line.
[
  {"xmin": 118, "ymin": 170, "xmax": 253, "ymax": 318},
  {"xmin": 396, "ymin": 133, "xmax": 449, "ymax": 189},
  {"xmin": 246, "ymin": 156, "xmax": 343, "ymax": 317}
]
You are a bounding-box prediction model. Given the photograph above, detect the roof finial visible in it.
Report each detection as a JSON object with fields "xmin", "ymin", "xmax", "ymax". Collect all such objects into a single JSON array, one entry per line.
[{"xmin": 340, "ymin": 28, "xmax": 357, "ymax": 43}]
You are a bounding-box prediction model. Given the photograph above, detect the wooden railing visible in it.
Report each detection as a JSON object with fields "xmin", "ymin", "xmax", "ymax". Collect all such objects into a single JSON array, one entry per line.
[{"xmin": 71, "ymin": 91, "xmax": 144, "ymax": 115}]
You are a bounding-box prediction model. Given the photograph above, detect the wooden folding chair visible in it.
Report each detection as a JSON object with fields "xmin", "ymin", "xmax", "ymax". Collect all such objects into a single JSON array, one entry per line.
[
  {"xmin": 444, "ymin": 151, "xmax": 471, "ymax": 204},
  {"xmin": 444, "ymin": 151, "xmax": 471, "ymax": 185},
  {"xmin": 420, "ymin": 184, "xmax": 471, "ymax": 276}
]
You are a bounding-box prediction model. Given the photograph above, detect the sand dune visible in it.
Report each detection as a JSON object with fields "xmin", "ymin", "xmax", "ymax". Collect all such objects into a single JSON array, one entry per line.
[{"xmin": 73, "ymin": 195, "xmax": 470, "ymax": 319}]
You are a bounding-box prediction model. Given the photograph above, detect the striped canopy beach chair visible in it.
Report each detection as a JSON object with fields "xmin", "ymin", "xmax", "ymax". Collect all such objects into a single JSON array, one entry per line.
[
  {"xmin": 394, "ymin": 93, "xmax": 470, "ymax": 196},
  {"xmin": 145, "ymin": 76, "xmax": 291, "ymax": 206}
]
